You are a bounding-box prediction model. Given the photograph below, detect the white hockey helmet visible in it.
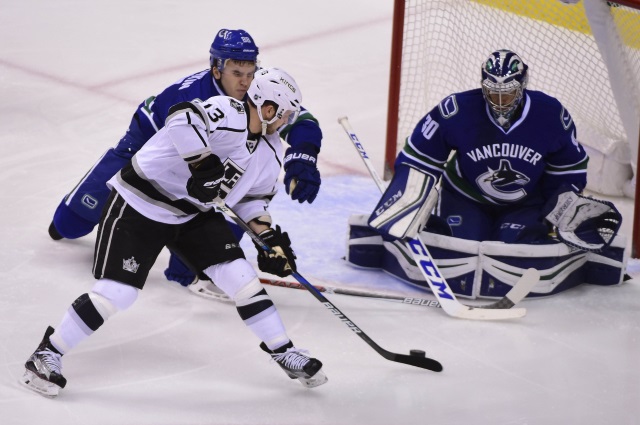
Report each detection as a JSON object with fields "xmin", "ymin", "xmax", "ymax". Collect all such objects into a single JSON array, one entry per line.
[{"xmin": 247, "ymin": 67, "xmax": 302, "ymax": 130}]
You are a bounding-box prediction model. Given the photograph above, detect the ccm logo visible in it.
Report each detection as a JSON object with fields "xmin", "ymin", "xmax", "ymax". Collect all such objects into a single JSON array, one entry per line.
[
  {"xmin": 407, "ymin": 238, "xmax": 454, "ymax": 300},
  {"xmin": 375, "ymin": 190, "xmax": 402, "ymax": 216}
]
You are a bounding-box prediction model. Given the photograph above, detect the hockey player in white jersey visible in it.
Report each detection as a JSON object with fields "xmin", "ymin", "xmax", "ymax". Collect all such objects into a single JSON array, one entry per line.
[
  {"xmin": 48, "ymin": 28, "xmax": 323, "ymax": 297},
  {"xmin": 20, "ymin": 68, "xmax": 327, "ymax": 397}
]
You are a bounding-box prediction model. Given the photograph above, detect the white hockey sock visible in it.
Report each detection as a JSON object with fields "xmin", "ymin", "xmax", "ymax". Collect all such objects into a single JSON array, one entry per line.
[
  {"xmin": 246, "ymin": 309, "xmax": 289, "ymax": 350},
  {"xmin": 50, "ymin": 309, "xmax": 92, "ymax": 354}
]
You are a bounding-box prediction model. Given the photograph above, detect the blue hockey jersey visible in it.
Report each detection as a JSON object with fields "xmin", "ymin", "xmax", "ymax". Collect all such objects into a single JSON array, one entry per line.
[
  {"xmin": 397, "ymin": 89, "xmax": 588, "ymax": 205},
  {"xmin": 121, "ymin": 68, "xmax": 322, "ymax": 155}
]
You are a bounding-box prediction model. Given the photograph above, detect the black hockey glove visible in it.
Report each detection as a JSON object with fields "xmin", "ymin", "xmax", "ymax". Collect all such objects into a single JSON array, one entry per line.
[
  {"xmin": 283, "ymin": 144, "xmax": 321, "ymax": 204},
  {"xmin": 186, "ymin": 154, "xmax": 225, "ymax": 203},
  {"xmin": 254, "ymin": 225, "xmax": 297, "ymax": 277}
]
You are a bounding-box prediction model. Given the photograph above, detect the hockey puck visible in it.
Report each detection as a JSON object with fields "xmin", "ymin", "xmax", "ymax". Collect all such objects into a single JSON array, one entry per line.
[{"xmin": 409, "ymin": 349, "xmax": 426, "ymax": 357}]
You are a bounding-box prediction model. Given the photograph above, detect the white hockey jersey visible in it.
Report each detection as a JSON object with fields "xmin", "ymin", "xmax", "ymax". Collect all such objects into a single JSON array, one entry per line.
[{"xmin": 108, "ymin": 96, "xmax": 283, "ymax": 225}]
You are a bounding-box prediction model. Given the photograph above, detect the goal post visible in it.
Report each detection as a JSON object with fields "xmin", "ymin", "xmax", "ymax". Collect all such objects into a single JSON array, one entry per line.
[{"xmin": 385, "ymin": 0, "xmax": 640, "ymax": 252}]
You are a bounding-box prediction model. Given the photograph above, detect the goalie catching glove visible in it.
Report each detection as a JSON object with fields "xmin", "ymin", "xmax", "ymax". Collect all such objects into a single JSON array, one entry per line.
[
  {"xmin": 254, "ymin": 225, "xmax": 297, "ymax": 277},
  {"xmin": 543, "ymin": 188, "xmax": 622, "ymax": 252},
  {"xmin": 186, "ymin": 154, "xmax": 225, "ymax": 203}
]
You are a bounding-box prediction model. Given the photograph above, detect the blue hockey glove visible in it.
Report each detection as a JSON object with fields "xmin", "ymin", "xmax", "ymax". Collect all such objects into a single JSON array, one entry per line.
[{"xmin": 283, "ymin": 144, "xmax": 321, "ymax": 204}]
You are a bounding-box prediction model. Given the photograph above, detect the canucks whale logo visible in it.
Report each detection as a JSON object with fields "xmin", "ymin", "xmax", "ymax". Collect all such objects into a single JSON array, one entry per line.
[{"xmin": 476, "ymin": 159, "xmax": 529, "ymax": 201}]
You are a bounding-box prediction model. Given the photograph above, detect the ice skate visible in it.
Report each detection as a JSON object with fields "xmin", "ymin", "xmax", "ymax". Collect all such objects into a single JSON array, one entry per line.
[
  {"xmin": 19, "ymin": 326, "xmax": 66, "ymax": 397},
  {"xmin": 188, "ymin": 279, "xmax": 232, "ymax": 302},
  {"xmin": 261, "ymin": 342, "xmax": 327, "ymax": 388},
  {"xmin": 48, "ymin": 221, "xmax": 63, "ymax": 240}
]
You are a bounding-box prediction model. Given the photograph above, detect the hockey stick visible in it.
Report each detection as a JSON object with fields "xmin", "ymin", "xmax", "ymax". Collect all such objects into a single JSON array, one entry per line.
[
  {"xmin": 215, "ymin": 202, "xmax": 443, "ymax": 372},
  {"xmin": 188, "ymin": 268, "xmax": 443, "ymax": 308},
  {"xmin": 259, "ymin": 275, "xmax": 442, "ymax": 309},
  {"xmin": 338, "ymin": 116, "xmax": 538, "ymax": 320}
]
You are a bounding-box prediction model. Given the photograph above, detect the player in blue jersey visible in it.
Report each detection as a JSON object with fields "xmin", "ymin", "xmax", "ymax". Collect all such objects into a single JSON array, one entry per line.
[
  {"xmin": 348, "ymin": 49, "xmax": 625, "ymax": 298},
  {"xmin": 49, "ymin": 29, "xmax": 323, "ymax": 292}
]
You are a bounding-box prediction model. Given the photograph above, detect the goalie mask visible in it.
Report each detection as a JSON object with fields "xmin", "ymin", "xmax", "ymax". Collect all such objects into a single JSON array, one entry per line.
[
  {"xmin": 247, "ymin": 67, "xmax": 302, "ymax": 134},
  {"xmin": 209, "ymin": 29, "xmax": 259, "ymax": 70},
  {"xmin": 481, "ymin": 49, "xmax": 528, "ymax": 128}
]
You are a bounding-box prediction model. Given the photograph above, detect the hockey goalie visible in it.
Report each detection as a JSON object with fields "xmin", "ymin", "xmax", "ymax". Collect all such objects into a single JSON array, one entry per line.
[{"xmin": 347, "ymin": 49, "xmax": 628, "ymax": 299}]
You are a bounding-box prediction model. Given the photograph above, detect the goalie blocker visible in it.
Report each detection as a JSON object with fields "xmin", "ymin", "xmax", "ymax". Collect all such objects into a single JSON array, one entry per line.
[
  {"xmin": 368, "ymin": 163, "xmax": 438, "ymax": 240},
  {"xmin": 347, "ymin": 213, "xmax": 628, "ymax": 299}
]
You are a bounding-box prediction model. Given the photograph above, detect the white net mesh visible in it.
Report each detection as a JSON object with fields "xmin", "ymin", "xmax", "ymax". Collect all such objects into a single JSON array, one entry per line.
[{"xmin": 392, "ymin": 0, "xmax": 640, "ymax": 196}]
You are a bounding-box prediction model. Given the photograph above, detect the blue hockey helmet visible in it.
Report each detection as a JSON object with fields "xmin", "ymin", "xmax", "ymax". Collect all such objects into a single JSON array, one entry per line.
[
  {"xmin": 209, "ymin": 29, "xmax": 259, "ymax": 69},
  {"xmin": 481, "ymin": 49, "xmax": 528, "ymax": 127}
]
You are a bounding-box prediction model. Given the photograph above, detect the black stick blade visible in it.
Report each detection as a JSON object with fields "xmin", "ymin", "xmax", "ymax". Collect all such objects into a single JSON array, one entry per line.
[{"xmin": 386, "ymin": 352, "xmax": 443, "ymax": 372}]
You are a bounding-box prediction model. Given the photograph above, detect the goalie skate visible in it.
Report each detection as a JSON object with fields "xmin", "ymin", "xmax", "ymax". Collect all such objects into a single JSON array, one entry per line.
[
  {"xmin": 19, "ymin": 326, "xmax": 66, "ymax": 397},
  {"xmin": 260, "ymin": 342, "xmax": 328, "ymax": 388}
]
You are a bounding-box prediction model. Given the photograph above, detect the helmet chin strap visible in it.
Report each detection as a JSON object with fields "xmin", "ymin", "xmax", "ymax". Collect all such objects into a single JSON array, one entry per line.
[{"xmin": 261, "ymin": 121, "xmax": 268, "ymax": 136}]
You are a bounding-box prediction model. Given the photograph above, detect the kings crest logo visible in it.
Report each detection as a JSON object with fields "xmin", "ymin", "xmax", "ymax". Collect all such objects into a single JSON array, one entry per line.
[
  {"xmin": 229, "ymin": 98, "xmax": 245, "ymax": 114},
  {"xmin": 217, "ymin": 158, "xmax": 245, "ymax": 200},
  {"xmin": 123, "ymin": 257, "xmax": 140, "ymax": 273}
]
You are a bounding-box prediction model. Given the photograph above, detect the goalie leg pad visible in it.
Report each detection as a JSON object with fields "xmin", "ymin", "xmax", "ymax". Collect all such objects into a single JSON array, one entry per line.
[
  {"xmin": 381, "ymin": 233, "xmax": 479, "ymax": 298},
  {"xmin": 478, "ymin": 241, "xmax": 587, "ymax": 298},
  {"xmin": 346, "ymin": 214, "xmax": 385, "ymax": 269},
  {"xmin": 585, "ymin": 234, "xmax": 628, "ymax": 286}
]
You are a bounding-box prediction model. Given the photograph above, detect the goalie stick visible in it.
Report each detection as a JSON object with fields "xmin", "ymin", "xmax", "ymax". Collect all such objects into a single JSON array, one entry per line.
[
  {"xmin": 215, "ymin": 201, "xmax": 443, "ymax": 372},
  {"xmin": 338, "ymin": 116, "xmax": 539, "ymax": 320}
]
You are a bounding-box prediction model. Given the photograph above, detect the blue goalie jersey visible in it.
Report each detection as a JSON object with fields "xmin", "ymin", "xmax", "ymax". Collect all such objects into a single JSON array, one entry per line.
[{"xmin": 397, "ymin": 89, "xmax": 588, "ymax": 205}]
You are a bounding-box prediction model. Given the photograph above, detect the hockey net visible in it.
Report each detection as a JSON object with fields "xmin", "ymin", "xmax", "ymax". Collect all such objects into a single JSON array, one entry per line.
[{"xmin": 385, "ymin": 0, "xmax": 640, "ymax": 199}]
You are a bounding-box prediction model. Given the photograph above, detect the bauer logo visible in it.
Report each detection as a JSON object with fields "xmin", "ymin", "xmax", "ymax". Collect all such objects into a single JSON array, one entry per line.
[
  {"xmin": 403, "ymin": 298, "xmax": 440, "ymax": 307},
  {"xmin": 322, "ymin": 302, "xmax": 362, "ymax": 333},
  {"xmin": 284, "ymin": 152, "xmax": 316, "ymax": 164}
]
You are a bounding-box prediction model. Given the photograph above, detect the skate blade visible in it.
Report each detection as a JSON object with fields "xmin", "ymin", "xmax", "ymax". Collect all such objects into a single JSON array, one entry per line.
[
  {"xmin": 188, "ymin": 280, "xmax": 233, "ymax": 303},
  {"xmin": 298, "ymin": 369, "xmax": 328, "ymax": 388},
  {"xmin": 19, "ymin": 370, "xmax": 60, "ymax": 398}
]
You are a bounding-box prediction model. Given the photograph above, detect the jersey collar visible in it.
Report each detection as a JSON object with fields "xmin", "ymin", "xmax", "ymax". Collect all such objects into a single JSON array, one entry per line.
[{"xmin": 485, "ymin": 93, "xmax": 531, "ymax": 134}]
